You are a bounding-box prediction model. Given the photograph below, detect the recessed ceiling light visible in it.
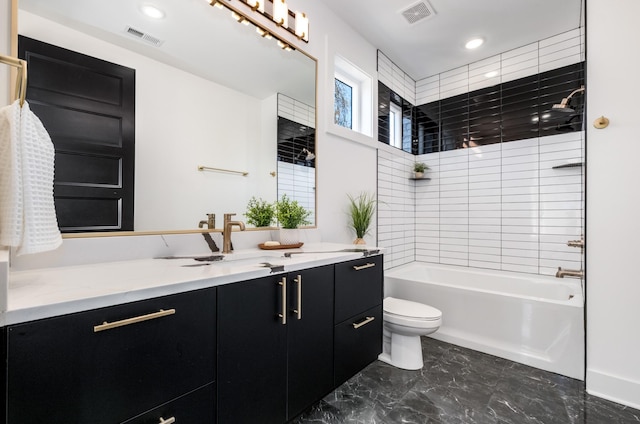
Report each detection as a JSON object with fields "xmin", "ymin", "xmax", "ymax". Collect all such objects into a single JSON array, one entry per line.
[
  {"xmin": 140, "ymin": 4, "xmax": 165, "ymax": 19},
  {"xmin": 485, "ymin": 71, "xmax": 498, "ymax": 78},
  {"xmin": 465, "ymin": 38, "xmax": 484, "ymax": 50}
]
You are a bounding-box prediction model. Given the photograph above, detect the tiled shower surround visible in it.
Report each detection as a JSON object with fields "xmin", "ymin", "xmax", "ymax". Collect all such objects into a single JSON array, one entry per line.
[
  {"xmin": 277, "ymin": 94, "xmax": 316, "ymax": 223},
  {"xmin": 377, "ymin": 28, "xmax": 585, "ymax": 275},
  {"xmin": 378, "ymin": 131, "xmax": 584, "ymax": 275}
]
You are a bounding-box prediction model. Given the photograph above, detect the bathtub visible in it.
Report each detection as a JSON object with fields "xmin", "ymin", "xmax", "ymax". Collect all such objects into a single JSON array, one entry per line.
[{"xmin": 384, "ymin": 262, "xmax": 585, "ymax": 380}]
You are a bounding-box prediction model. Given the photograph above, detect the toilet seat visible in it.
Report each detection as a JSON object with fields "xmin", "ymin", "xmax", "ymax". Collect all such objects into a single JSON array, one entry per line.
[{"xmin": 383, "ymin": 297, "xmax": 442, "ymax": 321}]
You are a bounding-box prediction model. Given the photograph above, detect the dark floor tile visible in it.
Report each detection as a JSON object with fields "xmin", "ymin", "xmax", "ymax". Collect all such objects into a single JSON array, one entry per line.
[
  {"xmin": 502, "ymin": 361, "xmax": 583, "ymax": 397},
  {"xmin": 295, "ymin": 338, "xmax": 640, "ymax": 424},
  {"xmin": 564, "ymin": 392, "xmax": 640, "ymax": 424}
]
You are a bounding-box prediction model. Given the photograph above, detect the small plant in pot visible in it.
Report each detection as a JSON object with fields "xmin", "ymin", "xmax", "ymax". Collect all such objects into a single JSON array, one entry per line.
[
  {"xmin": 244, "ymin": 196, "xmax": 275, "ymax": 228},
  {"xmin": 347, "ymin": 192, "xmax": 376, "ymax": 245},
  {"xmin": 275, "ymin": 194, "xmax": 311, "ymax": 245},
  {"xmin": 413, "ymin": 162, "xmax": 429, "ymax": 179}
]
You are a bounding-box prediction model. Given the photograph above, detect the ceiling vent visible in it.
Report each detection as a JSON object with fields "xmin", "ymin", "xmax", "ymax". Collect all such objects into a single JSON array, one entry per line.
[
  {"xmin": 401, "ymin": 1, "xmax": 435, "ymax": 25},
  {"xmin": 125, "ymin": 26, "xmax": 164, "ymax": 47}
]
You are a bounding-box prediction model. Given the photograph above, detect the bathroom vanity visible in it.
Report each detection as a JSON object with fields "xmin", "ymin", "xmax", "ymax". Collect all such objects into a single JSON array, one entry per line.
[{"xmin": 0, "ymin": 248, "xmax": 383, "ymax": 424}]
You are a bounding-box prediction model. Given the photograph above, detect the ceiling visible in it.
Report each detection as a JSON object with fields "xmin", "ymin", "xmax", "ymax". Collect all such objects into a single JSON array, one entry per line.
[
  {"xmin": 18, "ymin": 0, "xmax": 316, "ymax": 104},
  {"xmin": 321, "ymin": 0, "xmax": 584, "ymax": 80},
  {"xmin": 19, "ymin": 0, "xmax": 584, "ymax": 99}
]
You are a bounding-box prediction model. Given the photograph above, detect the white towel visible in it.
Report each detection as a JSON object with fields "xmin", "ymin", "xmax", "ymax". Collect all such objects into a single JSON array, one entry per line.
[{"xmin": 0, "ymin": 100, "xmax": 62, "ymax": 255}]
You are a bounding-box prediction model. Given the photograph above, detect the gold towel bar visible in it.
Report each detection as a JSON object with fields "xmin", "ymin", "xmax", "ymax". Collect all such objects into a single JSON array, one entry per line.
[
  {"xmin": 93, "ymin": 309, "xmax": 176, "ymax": 332},
  {"xmin": 0, "ymin": 54, "xmax": 28, "ymax": 107},
  {"xmin": 197, "ymin": 165, "xmax": 248, "ymax": 176}
]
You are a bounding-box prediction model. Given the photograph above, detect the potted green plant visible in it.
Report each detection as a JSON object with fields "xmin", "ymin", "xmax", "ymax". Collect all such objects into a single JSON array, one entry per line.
[
  {"xmin": 347, "ymin": 192, "xmax": 376, "ymax": 245},
  {"xmin": 275, "ymin": 194, "xmax": 311, "ymax": 245},
  {"xmin": 413, "ymin": 162, "xmax": 429, "ymax": 179},
  {"xmin": 244, "ymin": 197, "xmax": 275, "ymax": 227}
]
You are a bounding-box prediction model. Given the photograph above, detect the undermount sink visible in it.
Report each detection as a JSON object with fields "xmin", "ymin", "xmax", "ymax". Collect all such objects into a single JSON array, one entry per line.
[{"xmin": 217, "ymin": 255, "xmax": 286, "ymax": 267}]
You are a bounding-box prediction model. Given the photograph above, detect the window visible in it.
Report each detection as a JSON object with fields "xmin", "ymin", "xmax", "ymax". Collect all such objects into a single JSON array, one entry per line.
[
  {"xmin": 334, "ymin": 79, "xmax": 353, "ymax": 129},
  {"xmin": 334, "ymin": 55, "xmax": 372, "ymax": 137},
  {"xmin": 389, "ymin": 102, "xmax": 402, "ymax": 148}
]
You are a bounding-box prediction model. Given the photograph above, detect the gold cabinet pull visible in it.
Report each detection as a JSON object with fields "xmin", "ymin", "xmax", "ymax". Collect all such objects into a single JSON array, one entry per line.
[
  {"xmin": 353, "ymin": 263, "xmax": 376, "ymax": 271},
  {"xmin": 293, "ymin": 274, "xmax": 302, "ymax": 320},
  {"xmin": 278, "ymin": 277, "xmax": 287, "ymax": 325},
  {"xmin": 93, "ymin": 309, "xmax": 176, "ymax": 333},
  {"xmin": 352, "ymin": 316, "xmax": 375, "ymax": 329},
  {"xmin": 159, "ymin": 417, "xmax": 176, "ymax": 424}
]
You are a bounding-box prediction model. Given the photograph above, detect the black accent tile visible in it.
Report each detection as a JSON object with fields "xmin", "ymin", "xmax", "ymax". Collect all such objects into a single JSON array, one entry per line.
[{"xmin": 378, "ymin": 62, "xmax": 585, "ymax": 155}]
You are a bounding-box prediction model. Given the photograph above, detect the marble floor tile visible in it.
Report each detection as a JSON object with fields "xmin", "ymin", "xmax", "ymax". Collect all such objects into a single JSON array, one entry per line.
[{"xmin": 294, "ymin": 337, "xmax": 640, "ymax": 424}]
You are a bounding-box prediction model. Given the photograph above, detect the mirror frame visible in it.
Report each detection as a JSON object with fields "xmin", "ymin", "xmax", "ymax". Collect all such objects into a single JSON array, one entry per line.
[{"xmin": 10, "ymin": 0, "xmax": 319, "ymax": 238}]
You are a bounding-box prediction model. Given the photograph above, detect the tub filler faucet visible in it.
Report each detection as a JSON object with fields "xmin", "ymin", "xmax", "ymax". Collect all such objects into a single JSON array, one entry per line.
[{"xmin": 555, "ymin": 267, "xmax": 584, "ymax": 279}]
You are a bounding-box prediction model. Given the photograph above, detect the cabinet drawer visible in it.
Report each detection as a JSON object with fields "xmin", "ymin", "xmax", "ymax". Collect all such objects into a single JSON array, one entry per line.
[
  {"xmin": 7, "ymin": 287, "xmax": 216, "ymax": 424},
  {"xmin": 334, "ymin": 255, "xmax": 383, "ymax": 323},
  {"xmin": 334, "ymin": 305, "xmax": 382, "ymax": 387},
  {"xmin": 121, "ymin": 383, "xmax": 215, "ymax": 424}
]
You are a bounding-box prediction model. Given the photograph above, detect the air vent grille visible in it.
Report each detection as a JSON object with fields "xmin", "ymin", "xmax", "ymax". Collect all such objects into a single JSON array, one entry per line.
[
  {"xmin": 401, "ymin": 1, "xmax": 435, "ymax": 24},
  {"xmin": 125, "ymin": 26, "xmax": 164, "ymax": 47}
]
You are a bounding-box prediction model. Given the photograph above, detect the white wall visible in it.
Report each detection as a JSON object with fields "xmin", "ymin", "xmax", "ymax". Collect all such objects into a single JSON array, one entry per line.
[
  {"xmin": 0, "ymin": 0, "xmax": 10, "ymax": 105},
  {"xmin": 586, "ymin": 0, "xmax": 640, "ymax": 409},
  {"xmin": 282, "ymin": 0, "xmax": 379, "ymax": 245}
]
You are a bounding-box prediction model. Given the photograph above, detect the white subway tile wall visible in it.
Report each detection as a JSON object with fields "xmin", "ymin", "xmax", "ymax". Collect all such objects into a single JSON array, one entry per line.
[
  {"xmin": 378, "ymin": 51, "xmax": 417, "ymax": 106},
  {"xmin": 398, "ymin": 28, "xmax": 585, "ymax": 105},
  {"xmin": 378, "ymin": 132, "xmax": 584, "ymax": 275},
  {"xmin": 277, "ymin": 161, "xmax": 316, "ymax": 225},
  {"xmin": 277, "ymin": 94, "xmax": 315, "ymax": 129},
  {"xmin": 377, "ymin": 146, "xmax": 416, "ymax": 269}
]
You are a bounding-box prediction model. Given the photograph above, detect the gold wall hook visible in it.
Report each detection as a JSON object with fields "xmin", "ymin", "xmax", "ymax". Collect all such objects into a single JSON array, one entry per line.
[{"xmin": 593, "ymin": 116, "xmax": 610, "ymax": 129}]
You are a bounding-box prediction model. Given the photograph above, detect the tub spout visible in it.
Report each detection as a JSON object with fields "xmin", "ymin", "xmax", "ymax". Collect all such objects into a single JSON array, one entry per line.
[{"xmin": 555, "ymin": 267, "xmax": 583, "ymax": 279}]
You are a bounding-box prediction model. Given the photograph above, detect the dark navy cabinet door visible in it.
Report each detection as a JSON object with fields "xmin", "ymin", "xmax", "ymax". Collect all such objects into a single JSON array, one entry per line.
[
  {"xmin": 217, "ymin": 274, "xmax": 288, "ymax": 424},
  {"xmin": 287, "ymin": 265, "xmax": 334, "ymax": 420},
  {"xmin": 6, "ymin": 288, "xmax": 216, "ymax": 424}
]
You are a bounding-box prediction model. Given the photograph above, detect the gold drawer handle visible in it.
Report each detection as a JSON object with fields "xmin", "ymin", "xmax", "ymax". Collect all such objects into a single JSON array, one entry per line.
[
  {"xmin": 278, "ymin": 277, "xmax": 287, "ymax": 325},
  {"xmin": 353, "ymin": 263, "xmax": 376, "ymax": 271},
  {"xmin": 293, "ymin": 274, "xmax": 302, "ymax": 320},
  {"xmin": 352, "ymin": 316, "xmax": 375, "ymax": 329},
  {"xmin": 159, "ymin": 417, "xmax": 176, "ymax": 424},
  {"xmin": 94, "ymin": 309, "xmax": 176, "ymax": 333}
]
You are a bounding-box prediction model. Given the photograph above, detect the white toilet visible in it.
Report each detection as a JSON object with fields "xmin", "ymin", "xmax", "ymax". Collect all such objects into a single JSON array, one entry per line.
[{"xmin": 378, "ymin": 296, "xmax": 442, "ymax": 370}]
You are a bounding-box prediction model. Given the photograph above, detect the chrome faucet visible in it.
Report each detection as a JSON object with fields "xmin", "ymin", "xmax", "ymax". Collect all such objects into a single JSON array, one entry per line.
[
  {"xmin": 198, "ymin": 213, "xmax": 216, "ymax": 229},
  {"xmin": 555, "ymin": 267, "xmax": 584, "ymax": 279},
  {"xmin": 222, "ymin": 213, "xmax": 246, "ymax": 254}
]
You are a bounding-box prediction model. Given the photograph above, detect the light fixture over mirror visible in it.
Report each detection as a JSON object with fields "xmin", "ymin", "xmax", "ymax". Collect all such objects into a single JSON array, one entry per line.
[{"xmin": 209, "ymin": 0, "xmax": 309, "ymax": 44}]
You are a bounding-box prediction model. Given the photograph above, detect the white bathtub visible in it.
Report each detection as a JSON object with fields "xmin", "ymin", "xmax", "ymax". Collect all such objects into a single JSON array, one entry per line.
[{"xmin": 384, "ymin": 262, "xmax": 585, "ymax": 380}]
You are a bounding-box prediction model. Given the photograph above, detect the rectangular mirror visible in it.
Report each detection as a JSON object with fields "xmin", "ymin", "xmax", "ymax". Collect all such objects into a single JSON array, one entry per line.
[{"xmin": 16, "ymin": 0, "xmax": 317, "ymax": 233}]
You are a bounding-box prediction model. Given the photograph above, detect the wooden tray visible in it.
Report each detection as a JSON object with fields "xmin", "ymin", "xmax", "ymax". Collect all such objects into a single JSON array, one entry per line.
[{"xmin": 258, "ymin": 242, "xmax": 304, "ymax": 250}]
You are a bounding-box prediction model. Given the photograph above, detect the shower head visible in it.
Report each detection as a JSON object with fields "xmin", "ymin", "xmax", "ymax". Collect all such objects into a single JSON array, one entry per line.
[
  {"xmin": 299, "ymin": 148, "xmax": 315, "ymax": 161},
  {"xmin": 552, "ymin": 85, "xmax": 585, "ymax": 113}
]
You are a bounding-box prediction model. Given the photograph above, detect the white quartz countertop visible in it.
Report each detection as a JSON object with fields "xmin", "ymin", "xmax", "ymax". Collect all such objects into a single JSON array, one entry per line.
[{"xmin": 4, "ymin": 243, "xmax": 380, "ymax": 326}]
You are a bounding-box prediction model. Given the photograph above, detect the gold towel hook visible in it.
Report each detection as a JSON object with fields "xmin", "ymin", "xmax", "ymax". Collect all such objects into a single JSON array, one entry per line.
[
  {"xmin": 0, "ymin": 54, "xmax": 28, "ymax": 107},
  {"xmin": 593, "ymin": 116, "xmax": 609, "ymax": 129}
]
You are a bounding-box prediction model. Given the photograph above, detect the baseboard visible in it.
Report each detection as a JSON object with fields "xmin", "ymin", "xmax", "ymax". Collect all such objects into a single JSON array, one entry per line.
[{"xmin": 587, "ymin": 368, "xmax": 640, "ymax": 410}]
